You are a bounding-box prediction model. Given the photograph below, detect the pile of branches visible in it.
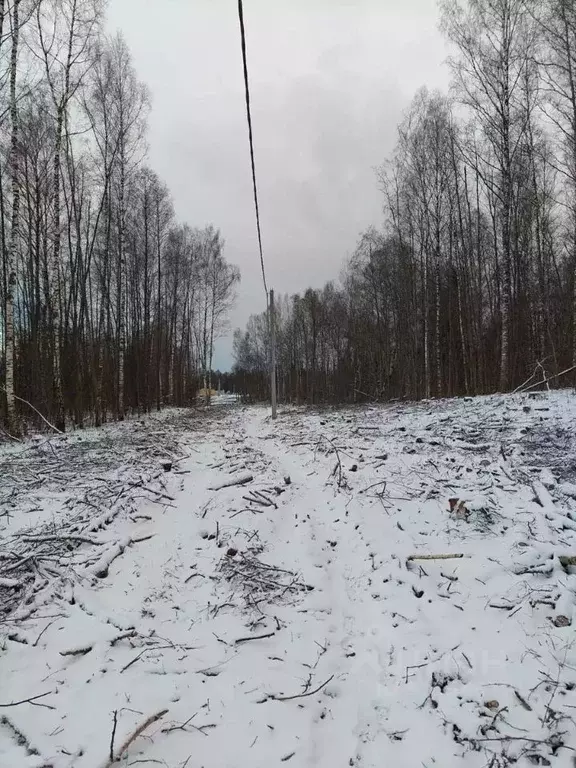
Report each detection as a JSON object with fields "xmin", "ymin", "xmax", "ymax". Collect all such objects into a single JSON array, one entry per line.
[
  {"xmin": 520, "ymin": 423, "xmax": 576, "ymax": 483},
  {"xmin": 218, "ymin": 547, "xmax": 312, "ymax": 610},
  {"xmin": 1, "ymin": 491, "xmax": 141, "ymax": 620},
  {"xmin": 0, "ymin": 410, "xmax": 207, "ymax": 621}
]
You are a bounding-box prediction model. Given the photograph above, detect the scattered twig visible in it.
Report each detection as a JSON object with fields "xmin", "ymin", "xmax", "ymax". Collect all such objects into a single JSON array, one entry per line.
[
  {"xmin": 235, "ymin": 631, "xmax": 276, "ymax": 645},
  {"xmin": 407, "ymin": 553, "xmax": 465, "ymax": 562},
  {"xmin": 0, "ymin": 691, "xmax": 55, "ymax": 709},
  {"xmin": 162, "ymin": 713, "xmax": 216, "ymax": 736},
  {"xmin": 514, "ymin": 690, "xmax": 532, "ymax": 711},
  {"xmin": 405, "ymin": 662, "xmax": 429, "ymax": 683},
  {"xmin": 110, "ymin": 710, "xmax": 118, "ymax": 762},
  {"xmin": 32, "ymin": 618, "xmax": 59, "ymax": 647},
  {"xmin": 269, "ymin": 674, "xmax": 334, "ymax": 702}
]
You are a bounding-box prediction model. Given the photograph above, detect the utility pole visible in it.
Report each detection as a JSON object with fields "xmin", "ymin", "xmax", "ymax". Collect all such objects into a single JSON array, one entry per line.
[{"xmin": 270, "ymin": 288, "xmax": 277, "ymax": 419}]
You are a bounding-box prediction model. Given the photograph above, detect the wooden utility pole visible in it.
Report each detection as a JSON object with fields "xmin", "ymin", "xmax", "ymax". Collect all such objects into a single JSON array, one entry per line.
[{"xmin": 270, "ymin": 288, "xmax": 277, "ymax": 419}]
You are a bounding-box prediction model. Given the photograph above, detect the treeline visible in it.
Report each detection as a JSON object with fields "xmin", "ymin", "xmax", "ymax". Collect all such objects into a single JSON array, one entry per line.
[
  {"xmin": 233, "ymin": 0, "xmax": 576, "ymax": 403},
  {"xmin": 0, "ymin": 0, "xmax": 239, "ymax": 435}
]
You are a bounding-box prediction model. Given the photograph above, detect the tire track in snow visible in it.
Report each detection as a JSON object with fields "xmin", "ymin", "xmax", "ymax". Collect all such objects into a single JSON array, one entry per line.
[{"xmin": 243, "ymin": 413, "xmax": 394, "ymax": 766}]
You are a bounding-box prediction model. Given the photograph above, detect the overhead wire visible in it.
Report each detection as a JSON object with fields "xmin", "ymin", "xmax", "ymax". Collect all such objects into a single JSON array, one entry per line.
[{"xmin": 237, "ymin": 0, "xmax": 268, "ymax": 300}]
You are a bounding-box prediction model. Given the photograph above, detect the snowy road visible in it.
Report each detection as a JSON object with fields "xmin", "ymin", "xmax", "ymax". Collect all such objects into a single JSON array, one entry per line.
[{"xmin": 3, "ymin": 394, "xmax": 576, "ymax": 767}]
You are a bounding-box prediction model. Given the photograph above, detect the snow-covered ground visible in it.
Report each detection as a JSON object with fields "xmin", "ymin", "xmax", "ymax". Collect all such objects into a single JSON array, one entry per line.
[{"xmin": 3, "ymin": 391, "xmax": 576, "ymax": 767}]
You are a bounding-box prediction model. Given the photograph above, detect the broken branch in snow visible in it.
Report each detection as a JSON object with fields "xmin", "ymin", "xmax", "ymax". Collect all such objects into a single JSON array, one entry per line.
[
  {"xmin": 407, "ymin": 553, "xmax": 465, "ymax": 562},
  {"xmin": 208, "ymin": 472, "xmax": 253, "ymax": 491},
  {"xmin": 162, "ymin": 713, "xmax": 216, "ymax": 736},
  {"xmin": 109, "ymin": 710, "xmax": 118, "ymax": 763},
  {"xmin": 85, "ymin": 537, "xmax": 131, "ymax": 578},
  {"xmin": 512, "ymin": 358, "xmax": 553, "ymax": 393},
  {"xmin": 269, "ymin": 674, "xmax": 335, "ymax": 702},
  {"xmin": 235, "ymin": 631, "xmax": 276, "ymax": 644},
  {"xmin": 315, "ymin": 434, "xmax": 347, "ymax": 489},
  {"xmin": 8, "ymin": 390, "xmax": 64, "ymax": 434},
  {"xmin": 60, "ymin": 630, "xmax": 137, "ymax": 657},
  {"xmin": 516, "ymin": 363, "xmax": 576, "ymax": 393},
  {"xmin": 121, "ymin": 650, "xmax": 148, "ymax": 674},
  {"xmin": 104, "ymin": 709, "xmax": 168, "ymax": 767},
  {"xmin": 32, "ymin": 618, "xmax": 59, "ymax": 647},
  {"xmin": 60, "ymin": 644, "xmax": 93, "ymax": 657},
  {"xmin": 360, "ymin": 480, "xmax": 387, "ymax": 494},
  {"xmin": 0, "ymin": 691, "xmax": 55, "ymax": 709},
  {"xmin": 119, "ymin": 643, "xmax": 189, "ymax": 673},
  {"xmin": 242, "ymin": 491, "xmax": 273, "ymax": 508}
]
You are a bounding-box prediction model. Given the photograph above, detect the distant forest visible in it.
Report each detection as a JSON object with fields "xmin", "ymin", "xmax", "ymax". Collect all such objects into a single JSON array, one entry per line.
[
  {"xmin": 233, "ymin": 0, "xmax": 576, "ymax": 403},
  {"xmin": 0, "ymin": 0, "xmax": 239, "ymax": 436}
]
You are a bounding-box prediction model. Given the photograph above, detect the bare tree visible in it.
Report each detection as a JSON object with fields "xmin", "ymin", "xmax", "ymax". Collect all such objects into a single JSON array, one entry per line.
[
  {"xmin": 5, "ymin": 0, "xmax": 22, "ymax": 434},
  {"xmin": 441, "ymin": 0, "xmax": 532, "ymax": 390},
  {"xmin": 0, "ymin": 4, "xmax": 237, "ymax": 434},
  {"xmin": 35, "ymin": 0, "xmax": 103, "ymax": 430}
]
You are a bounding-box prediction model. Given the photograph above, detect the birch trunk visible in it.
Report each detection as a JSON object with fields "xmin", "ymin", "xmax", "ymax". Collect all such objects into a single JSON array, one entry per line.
[
  {"xmin": 5, "ymin": 0, "xmax": 21, "ymax": 435},
  {"xmin": 117, "ymin": 139, "xmax": 126, "ymax": 420}
]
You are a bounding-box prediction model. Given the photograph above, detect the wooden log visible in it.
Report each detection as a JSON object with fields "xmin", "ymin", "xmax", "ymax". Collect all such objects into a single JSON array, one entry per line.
[{"xmin": 208, "ymin": 472, "xmax": 253, "ymax": 491}]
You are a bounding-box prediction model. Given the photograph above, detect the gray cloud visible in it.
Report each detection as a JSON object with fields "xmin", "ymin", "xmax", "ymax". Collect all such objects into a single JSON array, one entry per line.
[{"xmin": 106, "ymin": 0, "xmax": 450, "ymax": 368}]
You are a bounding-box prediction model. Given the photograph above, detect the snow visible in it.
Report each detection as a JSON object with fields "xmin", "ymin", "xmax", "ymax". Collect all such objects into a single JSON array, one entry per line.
[{"xmin": 2, "ymin": 391, "xmax": 576, "ymax": 766}]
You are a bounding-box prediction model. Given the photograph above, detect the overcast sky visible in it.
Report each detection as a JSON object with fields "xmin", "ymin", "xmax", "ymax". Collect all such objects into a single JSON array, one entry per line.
[{"xmin": 106, "ymin": 0, "xmax": 450, "ymax": 369}]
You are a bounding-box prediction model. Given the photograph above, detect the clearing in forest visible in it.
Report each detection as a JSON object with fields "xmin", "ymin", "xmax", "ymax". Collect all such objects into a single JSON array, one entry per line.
[{"xmin": 2, "ymin": 391, "xmax": 576, "ymax": 767}]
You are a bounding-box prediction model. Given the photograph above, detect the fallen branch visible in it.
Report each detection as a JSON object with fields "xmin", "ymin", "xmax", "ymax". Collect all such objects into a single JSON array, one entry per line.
[
  {"xmin": 242, "ymin": 494, "xmax": 271, "ymax": 508},
  {"xmin": 162, "ymin": 713, "xmax": 216, "ymax": 736},
  {"xmin": 516, "ymin": 364, "xmax": 576, "ymax": 393},
  {"xmin": 235, "ymin": 631, "xmax": 276, "ymax": 645},
  {"xmin": 9, "ymin": 391, "xmax": 64, "ymax": 434},
  {"xmin": 270, "ymin": 674, "xmax": 334, "ymax": 702},
  {"xmin": 110, "ymin": 710, "xmax": 118, "ymax": 763},
  {"xmin": 407, "ymin": 554, "xmax": 465, "ymax": 562},
  {"xmin": 104, "ymin": 709, "xmax": 168, "ymax": 767},
  {"xmin": 120, "ymin": 648, "xmax": 151, "ymax": 674},
  {"xmin": 0, "ymin": 691, "xmax": 55, "ymax": 709},
  {"xmin": 21, "ymin": 533, "xmax": 101, "ymax": 546},
  {"xmin": 60, "ymin": 644, "xmax": 93, "ymax": 657},
  {"xmin": 319, "ymin": 434, "xmax": 345, "ymax": 489},
  {"xmin": 532, "ymin": 481, "xmax": 554, "ymax": 509},
  {"xmin": 121, "ymin": 478, "xmax": 175, "ymax": 501},
  {"xmin": 119, "ymin": 643, "xmax": 183, "ymax": 673},
  {"xmin": 33, "ymin": 618, "xmax": 59, "ymax": 647},
  {"xmin": 360, "ymin": 480, "xmax": 387, "ymax": 494},
  {"xmin": 60, "ymin": 630, "xmax": 136, "ymax": 658},
  {"xmin": 208, "ymin": 472, "xmax": 253, "ymax": 491},
  {"xmin": 84, "ymin": 537, "xmax": 131, "ymax": 578}
]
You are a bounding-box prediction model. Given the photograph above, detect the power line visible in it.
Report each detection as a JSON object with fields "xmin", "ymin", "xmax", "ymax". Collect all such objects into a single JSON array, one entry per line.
[{"xmin": 237, "ymin": 0, "xmax": 268, "ymax": 299}]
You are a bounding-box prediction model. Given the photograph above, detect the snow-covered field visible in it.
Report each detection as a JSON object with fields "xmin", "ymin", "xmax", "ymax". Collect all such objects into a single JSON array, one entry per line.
[{"xmin": 3, "ymin": 391, "xmax": 576, "ymax": 768}]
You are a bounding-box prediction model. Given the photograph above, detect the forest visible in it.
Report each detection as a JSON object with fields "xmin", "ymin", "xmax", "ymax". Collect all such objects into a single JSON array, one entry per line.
[
  {"xmin": 0, "ymin": 0, "xmax": 240, "ymax": 436},
  {"xmin": 233, "ymin": 0, "xmax": 576, "ymax": 404}
]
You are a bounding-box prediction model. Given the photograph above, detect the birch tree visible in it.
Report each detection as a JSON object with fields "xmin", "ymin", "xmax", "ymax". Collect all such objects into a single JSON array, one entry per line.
[
  {"xmin": 35, "ymin": 0, "xmax": 103, "ymax": 430},
  {"xmin": 441, "ymin": 0, "xmax": 532, "ymax": 389},
  {"xmin": 4, "ymin": 0, "xmax": 22, "ymax": 434}
]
